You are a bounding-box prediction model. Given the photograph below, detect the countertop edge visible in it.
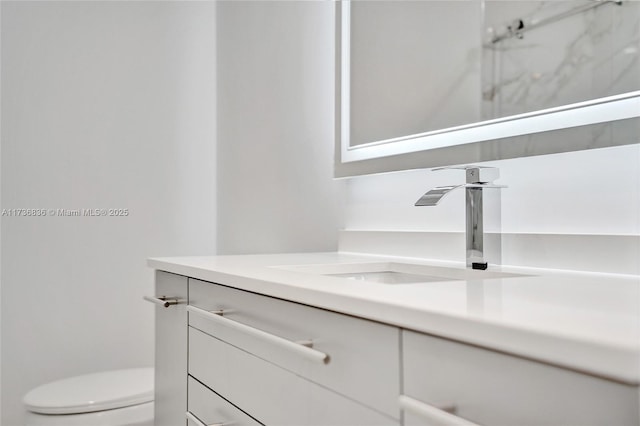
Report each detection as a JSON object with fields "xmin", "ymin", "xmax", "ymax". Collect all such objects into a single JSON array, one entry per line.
[{"xmin": 147, "ymin": 256, "xmax": 640, "ymax": 385}]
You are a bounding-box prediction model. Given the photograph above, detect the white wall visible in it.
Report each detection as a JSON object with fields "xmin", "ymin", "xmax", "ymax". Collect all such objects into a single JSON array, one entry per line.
[
  {"xmin": 345, "ymin": 143, "xmax": 640, "ymax": 233},
  {"xmin": 216, "ymin": 1, "xmax": 344, "ymax": 255},
  {"xmin": 0, "ymin": 2, "xmax": 216, "ymax": 425}
]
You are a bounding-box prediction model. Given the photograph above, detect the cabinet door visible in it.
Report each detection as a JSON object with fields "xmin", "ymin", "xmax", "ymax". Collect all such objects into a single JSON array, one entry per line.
[
  {"xmin": 153, "ymin": 271, "xmax": 188, "ymax": 426},
  {"xmin": 402, "ymin": 330, "xmax": 639, "ymax": 426}
]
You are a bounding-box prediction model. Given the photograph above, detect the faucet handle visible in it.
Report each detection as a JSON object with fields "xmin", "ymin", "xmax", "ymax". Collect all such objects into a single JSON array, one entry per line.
[{"xmin": 432, "ymin": 165, "xmax": 500, "ymax": 184}]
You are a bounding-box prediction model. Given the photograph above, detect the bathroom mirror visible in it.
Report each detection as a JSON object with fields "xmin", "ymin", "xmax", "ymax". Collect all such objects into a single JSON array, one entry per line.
[{"xmin": 335, "ymin": 0, "xmax": 640, "ymax": 177}]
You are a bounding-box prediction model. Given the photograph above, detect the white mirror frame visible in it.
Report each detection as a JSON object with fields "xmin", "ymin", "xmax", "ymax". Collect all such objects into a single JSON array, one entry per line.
[{"xmin": 338, "ymin": 1, "xmax": 640, "ymax": 165}]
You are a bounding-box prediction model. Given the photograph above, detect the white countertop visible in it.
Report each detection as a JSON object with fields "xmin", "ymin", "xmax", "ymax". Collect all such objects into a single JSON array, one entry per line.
[{"xmin": 148, "ymin": 252, "xmax": 640, "ymax": 384}]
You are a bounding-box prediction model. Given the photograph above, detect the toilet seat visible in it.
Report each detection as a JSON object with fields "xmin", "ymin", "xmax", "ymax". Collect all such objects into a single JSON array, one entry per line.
[{"xmin": 23, "ymin": 368, "xmax": 153, "ymax": 415}]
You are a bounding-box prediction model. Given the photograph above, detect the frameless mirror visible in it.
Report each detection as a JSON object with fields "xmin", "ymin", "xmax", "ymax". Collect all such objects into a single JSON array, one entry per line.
[{"xmin": 336, "ymin": 0, "xmax": 640, "ymax": 177}]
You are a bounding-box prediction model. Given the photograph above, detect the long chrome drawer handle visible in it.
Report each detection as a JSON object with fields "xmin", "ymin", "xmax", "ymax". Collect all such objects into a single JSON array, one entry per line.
[
  {"xmin": 186, "ymin": 411, "xmax": 225, "ymax": 426},
  {"xmin": 187, "ymin": 305, "xmax": 330, "ymax": 365},
  {"xmin": 143, "ymin": 295, "xmax": 180, "ymax": 308},
  {"xmin": 398, "ymin": 395, "xmax": 481, "ymax": 426}
]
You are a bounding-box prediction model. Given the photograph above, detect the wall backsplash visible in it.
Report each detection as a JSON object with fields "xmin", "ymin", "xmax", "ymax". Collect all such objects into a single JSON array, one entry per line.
[
  {"xmin": 345, "ymin": 144, "xmax": 639, "ymax": 234},
  {"xmin": 343, "ymin": 144, "xmax": 639, "ymax": 273}
]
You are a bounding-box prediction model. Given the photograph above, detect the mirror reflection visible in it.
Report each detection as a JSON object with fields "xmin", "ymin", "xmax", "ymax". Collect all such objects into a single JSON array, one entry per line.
[{"xmin": 349, "ymin": 0, "xmax": 640, "ymax": 148}]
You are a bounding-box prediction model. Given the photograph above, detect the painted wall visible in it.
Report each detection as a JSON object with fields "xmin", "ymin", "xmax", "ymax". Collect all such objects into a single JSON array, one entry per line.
[
  {"xmin": 0, "ymin": 2, "xmax": 216, "ymax": 424},
  {"xmin": 345, "ymin": 143, "xmax": 640, "ymax": 236},
  {"xmin": 216, "ymin": 1, "xmax": 345, "ymax": 255}
]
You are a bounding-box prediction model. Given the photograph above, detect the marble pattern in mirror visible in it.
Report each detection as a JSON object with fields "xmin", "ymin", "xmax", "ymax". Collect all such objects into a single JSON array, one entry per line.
[
  {"xmin": 483, "ymin": 0, "xmax": 640, "ymax": 119},
  {"xmin": 336, "ymin": 0, "xmax": 640, "ymax": 177}
]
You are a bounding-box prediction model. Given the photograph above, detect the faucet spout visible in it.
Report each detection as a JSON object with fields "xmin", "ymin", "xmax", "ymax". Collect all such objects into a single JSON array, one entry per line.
[
  {"xmin": 415, "ymin": 166, "xmax": 506, "ymax": 269},
  {"xmin": 414, "ymin": 185, "xmax": 464, "ymax": 206}
]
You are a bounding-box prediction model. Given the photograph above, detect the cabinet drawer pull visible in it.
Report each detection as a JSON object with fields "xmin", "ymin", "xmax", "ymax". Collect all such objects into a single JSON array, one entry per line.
[
  {"xmin": 143, "ymin": 295, "xmax": 180, "ymax": 308},
  {"xmin": 186, "ymin": 411, "xmax": 225, "ymax": 426},
  {"xmin": 399, "ymin": 395, "xmax": 480, "ymax": 426},
  {"xmin": 187, "ymin": 305, "xmax": 330, "ymax": 364}
]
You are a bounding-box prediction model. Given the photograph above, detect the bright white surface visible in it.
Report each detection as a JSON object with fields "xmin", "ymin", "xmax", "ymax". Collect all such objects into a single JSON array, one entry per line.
[
  {"xmin": 216, "ymin": 1, "xmax": 344, "ymax": 254},
  {"xmin": 23, "ymin": 368, "xmax": 153, "ymax": 415},
  {"xmin": 1, "ymin": 2, "xmax": 216, "ymax": 425},
  {"xmin": 149, "ymin": 252, "xmax": 640, "ymax": 384},
  {"xmin": 342, "ymin": 143, "xmax": 640, "ymax": 275},
  {"xmin": 24, "ymin": 402, "xmax": 153, "ymax": 426},
  {"xmin": 338, "ymin": 231, "xmax": 640, "ymax": 275},
  {"xmin": 277, "ymin": 261, "xmax": 525, "ymax": 281},
  {"xmin": 343, "ymin": 92, "xmax": 640, "ymax": 162},
  {"xmin": 345, "ymin": 144, "xmax": 640, "ymax": 235}
]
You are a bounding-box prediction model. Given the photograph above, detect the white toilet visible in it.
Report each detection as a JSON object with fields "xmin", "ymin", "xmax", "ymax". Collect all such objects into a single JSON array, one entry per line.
[{"xmin": 23, "ymin": 368, "xmax": 154, "ymax": 426}]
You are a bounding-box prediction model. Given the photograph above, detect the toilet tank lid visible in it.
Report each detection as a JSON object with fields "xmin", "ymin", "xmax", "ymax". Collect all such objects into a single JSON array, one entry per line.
[{"xmin": 23, "ymin": 367, "xmax": 154, "ymax": 415}]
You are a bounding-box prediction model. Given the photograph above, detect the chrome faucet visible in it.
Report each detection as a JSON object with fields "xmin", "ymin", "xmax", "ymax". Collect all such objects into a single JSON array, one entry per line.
[{"xmin": 415, "ymin": 166, "xmax": 506, "ymax": 270}]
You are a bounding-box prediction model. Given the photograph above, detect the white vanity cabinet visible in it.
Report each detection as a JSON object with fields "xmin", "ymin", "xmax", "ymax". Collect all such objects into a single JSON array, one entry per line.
[
  {"xmin": 150, "ymin": 262, "xmax": 639, "ymax": 426},
  {"xmin": 400, "ymin": 330, "xmax": 640, "ymax": 426},
  {"xmin": 150, "ymin": 271, "xmax": 188, "ymax": 426},
  {"xmin": 187, "ymin": 278, "xmax": 400, "ymax": 425},
  {"xmin": 187, "ymin": 377, "xmax": 261, "ymax": 426}
]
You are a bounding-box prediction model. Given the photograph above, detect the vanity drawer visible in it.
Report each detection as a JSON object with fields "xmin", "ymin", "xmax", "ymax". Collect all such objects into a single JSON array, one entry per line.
[
  {"xmin": 189, "ymin": 327, "xmax": 395, "ymax": 425},
  {"xmin": 187, "ymin": 376, "xmax": 261, "ymax": 426},
  {"xmin": 188, "ymin": 278, "xmax": 400, "ymax": 418},
  {"xmin": 401, "ymin": 330, "xmax": 639, "ymax": 426}
]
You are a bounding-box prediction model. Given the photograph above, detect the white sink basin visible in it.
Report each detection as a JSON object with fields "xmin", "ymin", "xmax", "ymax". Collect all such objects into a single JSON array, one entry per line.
[
  {"xmin": 326, "ymin": 270, "xmax": 456, "ymax": 284},
  {"xmin": 273, "ymin": 262, "xmax": 527, "ymax": 284}
]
